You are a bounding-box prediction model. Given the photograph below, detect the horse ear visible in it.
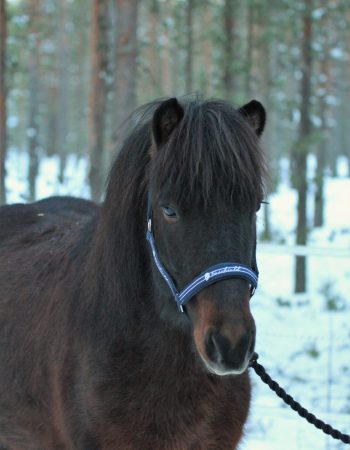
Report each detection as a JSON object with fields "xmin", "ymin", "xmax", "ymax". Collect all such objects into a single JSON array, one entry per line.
[
  {"xmin": 152, "ymin": 98, "xmax": 184, "ymax": 148},
  {"xmin": 238, "ymin": 100, "xmax": 266, "ymax": 136}
]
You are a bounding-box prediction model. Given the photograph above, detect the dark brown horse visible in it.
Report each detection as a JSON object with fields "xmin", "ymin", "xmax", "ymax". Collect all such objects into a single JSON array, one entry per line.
[{"xmin": 0, "ymin": 97, "xmax": 266, "ymax": 450}]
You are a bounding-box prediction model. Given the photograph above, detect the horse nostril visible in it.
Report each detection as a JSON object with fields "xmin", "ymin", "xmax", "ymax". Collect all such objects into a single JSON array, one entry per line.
[
  {"xmin": 229, "ymin": 330, "xmax": 252, "ymax": 364},
  {"xmin": 205, "ymin": 329, "xmax": 230, "ymax": 364},
  {"xmin": 205, "ymin": 329, "xmax": 218, "ymax": 363},
  {"xmin": 205, "ymin": 328, "xmax": 253, "ymax": 371}
]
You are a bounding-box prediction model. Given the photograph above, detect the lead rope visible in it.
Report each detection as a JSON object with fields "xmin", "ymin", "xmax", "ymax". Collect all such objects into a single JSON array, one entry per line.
[{"xmin": 249, "ymin": 353, "xmax": 350, "ymax": 445}]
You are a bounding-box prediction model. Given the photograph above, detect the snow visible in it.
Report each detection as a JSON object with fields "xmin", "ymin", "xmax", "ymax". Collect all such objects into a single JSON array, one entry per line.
[
  {"xmin": 6, "ymin": 150, "xmax": 90, "ymax": 203},
  {"xmin": 7, "ymin": 115, "xmax": 19, "ymax": 128},
  {"xmin": 330, "ymin": 48, "xmax": 345, "ymax": 60},
  {"xmin": 26, "ymin": 127, "xmax": 37, "ymax": 138},
  {"xmin": 312, "ymin": 7, "xmax": 326, "ymax": 20},
  {"xmin": 4, "ymin": 151, "xmax": 350, "ymax": 449}
]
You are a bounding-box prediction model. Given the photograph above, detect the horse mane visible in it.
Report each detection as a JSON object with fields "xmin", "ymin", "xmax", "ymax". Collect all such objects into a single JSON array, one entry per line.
[{"xmin": 83, "ymin": 96, "xmax": 266, "ymax": 337}]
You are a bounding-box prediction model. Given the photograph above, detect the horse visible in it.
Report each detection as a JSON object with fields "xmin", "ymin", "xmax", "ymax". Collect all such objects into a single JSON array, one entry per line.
[{"xmin": 0, "ymin": 96, "xmax": 266, "ymax": 450}]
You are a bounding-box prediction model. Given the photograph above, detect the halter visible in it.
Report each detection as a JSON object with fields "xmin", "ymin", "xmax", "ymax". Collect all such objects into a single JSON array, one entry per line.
[{"xmin": 146, "ymin": 203, "xmax": 259, "ymax": 312}]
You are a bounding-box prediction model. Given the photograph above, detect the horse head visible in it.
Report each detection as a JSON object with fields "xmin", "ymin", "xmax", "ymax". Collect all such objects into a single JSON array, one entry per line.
[{"xmin": 147, "ymin": 97, "xmax": 266, "ymax": 376}]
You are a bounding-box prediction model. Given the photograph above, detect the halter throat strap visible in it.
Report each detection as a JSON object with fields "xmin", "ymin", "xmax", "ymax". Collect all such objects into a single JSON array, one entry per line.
[{"xmin": 146, "ymin": 205, "xmax": 258, "ymax": 313}]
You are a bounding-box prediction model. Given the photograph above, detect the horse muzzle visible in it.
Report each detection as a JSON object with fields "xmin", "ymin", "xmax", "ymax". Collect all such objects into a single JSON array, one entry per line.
[
  {"xmin": 190, "ymin": 288, "xmax": 256, "ymax": 376},
  {"xmin": 203, "ymin": 327, "xmax": 255, "ymax": 375}
]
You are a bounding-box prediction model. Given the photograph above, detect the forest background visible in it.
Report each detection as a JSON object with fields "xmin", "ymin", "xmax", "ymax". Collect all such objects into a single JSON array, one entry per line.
[{"xmin": 0, "ymin": 1, "xmax": 350, "ymax": 447}]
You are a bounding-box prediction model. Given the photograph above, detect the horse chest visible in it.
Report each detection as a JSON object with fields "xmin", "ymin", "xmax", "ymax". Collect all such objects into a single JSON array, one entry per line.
[{"xmin": 93, "ymin": 371, "xmax": 250, "ymax": 450}]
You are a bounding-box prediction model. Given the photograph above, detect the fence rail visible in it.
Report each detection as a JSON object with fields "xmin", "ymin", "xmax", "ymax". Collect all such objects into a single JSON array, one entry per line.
[{"xmin": 258, "ymin": 243, "xmax": 350, "ymax": 258}]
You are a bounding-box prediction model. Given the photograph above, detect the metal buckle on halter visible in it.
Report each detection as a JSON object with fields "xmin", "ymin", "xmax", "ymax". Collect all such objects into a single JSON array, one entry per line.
[{"xmin": 148, "ymin": 219, "xmax": 152, "ymax": 232}]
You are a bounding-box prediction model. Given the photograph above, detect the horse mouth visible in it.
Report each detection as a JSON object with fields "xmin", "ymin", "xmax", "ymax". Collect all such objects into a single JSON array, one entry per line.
[{"xmin": 198, "ymin": 350, "xmax": 251, "ymax": 376}]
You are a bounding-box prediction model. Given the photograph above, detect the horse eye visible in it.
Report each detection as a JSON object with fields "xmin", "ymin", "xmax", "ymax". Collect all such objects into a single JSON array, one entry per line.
[
  {"xmin": 258, "ymin": 200, "xmax": 269, "ymax": 211},
  {"xmin": 161, "ymin": 206, "xmax": 177, "ymax": 219}
]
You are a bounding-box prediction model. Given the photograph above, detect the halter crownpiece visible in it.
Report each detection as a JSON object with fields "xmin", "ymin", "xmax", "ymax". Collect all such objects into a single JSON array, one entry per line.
[{"xmin": 146, "ymin": 203, "xmax": 259, "ymax": 313}]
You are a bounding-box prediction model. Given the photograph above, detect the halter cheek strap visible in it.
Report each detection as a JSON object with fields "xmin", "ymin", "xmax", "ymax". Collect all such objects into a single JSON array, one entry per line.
[{"xmin": 146, "ymin": 207, "xmax": 259, "ymax": 313}]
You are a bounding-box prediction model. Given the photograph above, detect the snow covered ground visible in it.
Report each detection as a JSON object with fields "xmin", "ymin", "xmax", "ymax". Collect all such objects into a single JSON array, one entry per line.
[{"xmin": 5, "ymin": 150, "xmax": 350, "ymax": 449}]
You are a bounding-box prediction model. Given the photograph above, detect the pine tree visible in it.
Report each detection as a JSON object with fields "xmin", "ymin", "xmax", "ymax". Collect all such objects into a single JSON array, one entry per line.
[
  {"xmin": 0, "ymin": 0, "xmax": 6, "ymax": 204},
  {"xmin": 88, "ymin": 0, "xmax": 108, "ymax": 201},
  {"xmin": 185, "ymin": 0, "xmax": 194, "ymax": 93},
  {"xmin": 27, "ymin": 0, "xmax": 41, "ymax": 202},
  {"xmin": 114, "ymin": 0, "xmax": 139, "ymax": 131},
  {"xmin": 295, "ymin": 0, "xmax": 313, "ymax": 293}
]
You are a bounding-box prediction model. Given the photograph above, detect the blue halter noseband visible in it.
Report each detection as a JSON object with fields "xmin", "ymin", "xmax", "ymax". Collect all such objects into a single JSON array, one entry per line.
[{"xmin": 146, "ymin": 204, "xmax": 258, "ymax": 313}]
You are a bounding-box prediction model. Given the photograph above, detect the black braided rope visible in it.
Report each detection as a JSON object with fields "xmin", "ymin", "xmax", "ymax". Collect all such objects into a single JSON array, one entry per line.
[{"xmin": 249, "ymin": 353, "xmax": 350, "ymax": 445}]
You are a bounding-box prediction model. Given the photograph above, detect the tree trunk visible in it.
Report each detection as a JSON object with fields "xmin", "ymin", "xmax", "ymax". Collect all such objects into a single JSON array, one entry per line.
[
  {"xmin": 200, "ymin": 5, "xmax": 213, "ymax": 96},
  {"xmin": 114, "ymin": 0, "xmax": 139, "ymax": 130},
  {"xmin": 295, "ymin": 0, "xmax": 313, "ymax": 293},
  {"xmin": 74, "ymin": 9, "xmax": 90, "ymax": 156},
  {"xmin": 257, "ymin": 2, "xmax": 272, "ymax": 240},
  {"xmin": 314, "ymin": 123, "xmax": 326, "ymax": 227},
  {"xmin": 329, "ymin": 139, "xmax": 338, "ymax": 177},
  {"xmin": 314, "ymin": 36, "xmax": 329, "ymax": 227},
  {"xmin": 222, "ymin": 0, "xmax": 235, "ymax": 99},
  {"xmin": 245, "ymin": 1, "xmax": 254, "ymax": 98},
  {"xmin": 56, "ymin": 0, "xmax": 70, "ymax": 184},
  {"xmin": 27, "ymin": 0, "xmax": 41, "ymax": 202},
  {"xmin": 161, "ymin": 1, "xmax": 171, "ymax": 96},
  {"xmin": 148, "ymin": 0, "xmax": 161, "ymax": 97},
  {"xmin": 347, "ymin": 9, "xmax": 350, "ymax": 177},
  {"xmin": 88, "ymin": 0, "xmax": 108, "ymax": 202},
  {"xmin": 0, "ymin": 0, "xmax": 6, "ymax": 205},
  {"xmin": 185, "ymin": 0, "xmax": 194, "ymax": 93},
  {"xmin": 170, "ymin": 7, "xmax": 181, "ymax": 96},
  {"xmin": 46, "ymin": 85, "xmax": 58, "ymax": 157}
]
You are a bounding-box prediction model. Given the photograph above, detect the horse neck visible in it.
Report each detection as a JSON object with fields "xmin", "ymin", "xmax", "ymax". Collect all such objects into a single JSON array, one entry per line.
[
  {"xmin": 82, "ymin": 200, "xmax": 146, "ymax": 325},
  {"xmin": 83, "ymin": 164, "xmax": 158, "ymax": 331},
  {"xmin": 82, "ymin": 204, "xmax": 195, "ymax": 369}
]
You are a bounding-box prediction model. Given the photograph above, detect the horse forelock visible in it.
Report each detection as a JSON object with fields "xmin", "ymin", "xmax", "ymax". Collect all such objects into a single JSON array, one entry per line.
[
  {"xmin": 150, "ymin": 98, "xmax": 266, "ymax": 210},
  {"xmin": 107, "ymin": 96, "xmax": 265, "ymax": 215}
]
